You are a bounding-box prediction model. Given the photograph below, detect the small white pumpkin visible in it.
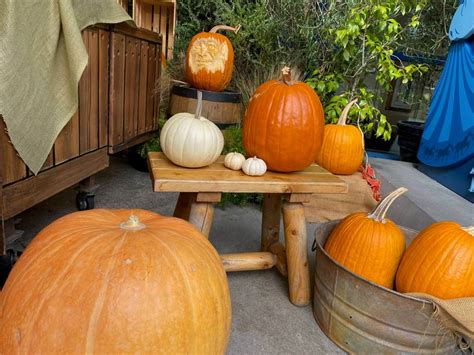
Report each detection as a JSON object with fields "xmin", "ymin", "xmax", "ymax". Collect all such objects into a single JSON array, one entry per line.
[
  {"xmin": 242, "ymin": 156, "xmax": 267, "ymax": 176},
  {"xmin": 224, "ymin": 152, "xmax": 245, "ymax": 170},
  {"xmin": 160, "ymin": 91, "xmax": 224, "ymax": 168}
]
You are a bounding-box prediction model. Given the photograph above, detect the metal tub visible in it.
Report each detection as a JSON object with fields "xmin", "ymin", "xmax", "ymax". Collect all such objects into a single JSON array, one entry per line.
[{"xmin": 313, "ymin": 221, "xmax": 457, "ymax": 354}]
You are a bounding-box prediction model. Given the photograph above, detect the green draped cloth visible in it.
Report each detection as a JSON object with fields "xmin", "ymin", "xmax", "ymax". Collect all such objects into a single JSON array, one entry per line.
[{"xmin": 0, "ymin": 0, "xmax": 132, "ymax": 174}]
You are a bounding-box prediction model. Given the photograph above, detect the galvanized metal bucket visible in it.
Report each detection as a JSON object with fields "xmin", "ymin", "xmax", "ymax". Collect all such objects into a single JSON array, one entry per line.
[{"xmin": 313, "ymin": 221, "xmax": 458, "ymax": 354}]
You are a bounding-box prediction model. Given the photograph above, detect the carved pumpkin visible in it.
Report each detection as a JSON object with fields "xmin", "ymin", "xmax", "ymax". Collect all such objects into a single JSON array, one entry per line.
[
  {"xmin": 316, "ymin": 99, "xmax": 364, "ymax": 175},
  {"xmin": 0, "ymin": 210, "xmax": 231, "ymax": 354},
  {"xmin": 325, "ymin": 187, "xmax": 407, "ymax": 289},
  {"xmin": 186, "ymin": 24, "xmax": 240, "ymax": 92},
  {"xmin": 160, "ymin": 91, "xmax": 224, "ymax": 168},
  {"xmin": 243, "ymin": 67, "xmax": 325, "ymax": 172},
  {"xmin": 396, "ymin": 222, "xmax": 474, "ymax": 299},
  {"xmin": 242, "ymin": 156, "xmax": 267, "ymax": 176}
]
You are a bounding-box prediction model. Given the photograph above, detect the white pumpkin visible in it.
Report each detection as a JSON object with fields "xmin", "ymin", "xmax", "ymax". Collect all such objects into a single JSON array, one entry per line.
[
  {"xmin": 160, "ymin": 91, "xmax": 224, "ymax": 168},
  {"xmin": 224, "ymin": 152, "xmax": 245, "ymax": 170},
  {"xmin": 242, "ymin": 157, "xmax": 267, "ymax": 176}
]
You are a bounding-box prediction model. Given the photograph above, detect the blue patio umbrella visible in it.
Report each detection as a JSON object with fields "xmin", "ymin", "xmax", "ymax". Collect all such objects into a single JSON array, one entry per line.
[{"xmin": 417, "ymin": 0, "xmax": 474, "ymax": 167}]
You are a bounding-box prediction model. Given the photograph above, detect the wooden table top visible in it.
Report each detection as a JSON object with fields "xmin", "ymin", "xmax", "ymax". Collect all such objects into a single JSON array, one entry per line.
[{"xmin": 148, "ymin": 152, "xmax": 348, "ymax": 194}]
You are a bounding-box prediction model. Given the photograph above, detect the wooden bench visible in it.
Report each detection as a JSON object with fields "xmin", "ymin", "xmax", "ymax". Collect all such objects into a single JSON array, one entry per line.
[{"xmin": 148, "ymin": 152, "xmax": 348, "ymax": 306}]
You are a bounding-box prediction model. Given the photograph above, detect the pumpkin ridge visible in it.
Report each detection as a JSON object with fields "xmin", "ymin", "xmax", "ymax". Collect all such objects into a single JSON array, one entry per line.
[
  {"xmin": 266, "ymin": 84, "xmax": 284, "ymax": 163},
  {"xmin": 335, "ymin": 215, "xmax": 367, "ymax": 266},
  {"xmin": 0, "ymin": 224, "xmax": 98, "ymax": 302},
  {"xmin": 148, "ymin": 231, "xmax": 201, "ymax": 349},
  {"xmin": 403, "ymin": 227, "xmax": 453, "ymax": 292},
  {"xmin": 425, "ymin": 231, "xmax": 469, "ymax": 296},
  {"xmin": 86, "ymin": 230, "xmax": 128, "ymax": 353},
  {"xmin": 18, "ymin": 234, "xmax": 108, "ymax": 351}
]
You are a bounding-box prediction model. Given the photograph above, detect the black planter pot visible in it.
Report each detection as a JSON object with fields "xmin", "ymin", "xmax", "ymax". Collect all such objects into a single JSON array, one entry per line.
[
  {"xmin": 397, "ymin": 121, "xmax": 424, "ymax": 163},
  {"xmin": 127, "ymin": 149, "xmax": 149, "ymax": 172},
  {"xmin": 365, "ymin": 126, "xmax": 398, "ymax": 152}
]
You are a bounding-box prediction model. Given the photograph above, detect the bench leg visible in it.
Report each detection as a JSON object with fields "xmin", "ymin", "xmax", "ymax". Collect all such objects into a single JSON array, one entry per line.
[
  {"xmin": 283, "ymin": 201, "xmax": 310, "ymax": 306},
  {"xmin": 173, "ymin": 192, "xmax": 194, "ymax": 220},
  {"xmin": 188, "ymin": 201, "xmax": 214, "ymax": 238},
  {"xmin": 261, "ymin": 193, "xmax": 281, "ymax": 251}
]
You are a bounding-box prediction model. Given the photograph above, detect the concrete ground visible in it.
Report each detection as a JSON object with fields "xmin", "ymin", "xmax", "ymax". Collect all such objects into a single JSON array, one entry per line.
[{"xmin": 9, "ymin": 155, "xmax": 473, "ymax": 354}]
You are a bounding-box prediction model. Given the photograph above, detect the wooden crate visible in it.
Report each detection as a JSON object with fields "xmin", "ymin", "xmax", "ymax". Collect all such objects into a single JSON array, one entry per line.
[
  {"xmin": 0, "ymin": 27, "xmax": 109, "ymax": 186},
  {"xmin": 108, "ymin": 23, "xmax": 162, "ymax": 153},
  {"xmin": 0, "ymin": 24, "xmax": 162, "ymax": 253},
  {"xmin": 117, "ymin": 0, "xmax": 176, "ymax": 62}
]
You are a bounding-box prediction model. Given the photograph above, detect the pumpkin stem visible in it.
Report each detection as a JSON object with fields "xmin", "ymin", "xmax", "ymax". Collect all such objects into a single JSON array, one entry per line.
[
  {"xmin": 462, "ymin": 226, "xmax": 474, "ymax": 236},
  {"xmin": 209, "ymin": 24, "xmax": 241, "ymax": 34},
  {"xmin": 368, "ymin": 187, "xmax": 407, "ymax": 222},
  {"xmin": 281, "ymin": 66, "xmax": 293, "ymax": 85},
  {"xmin": 120, "ymin": 215, "xmax": 146, "ymax": 231},
  {"xmin": 195, "ymin": 90, "xmax": 203, "ymax": 119},
  {"xmin": 337, "ymin": 99, "xmax": 358, "ymax": 125}
]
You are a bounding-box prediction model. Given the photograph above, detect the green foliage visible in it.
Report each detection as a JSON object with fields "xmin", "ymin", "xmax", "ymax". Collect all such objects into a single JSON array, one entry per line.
[
  {"xmin": 136, "ymin": 116, "xmax": 166, "ymax": 158},
  {"xmin": 306, "ymin": 0, "xmax": 432, "ymax": 140},
  {"xmin": 222, "ymin": 126, "xmax": 245, "ymax": 155},
  {"xmin": 218, "ymin": 193, "xmax": 263, "ymax": 208}
]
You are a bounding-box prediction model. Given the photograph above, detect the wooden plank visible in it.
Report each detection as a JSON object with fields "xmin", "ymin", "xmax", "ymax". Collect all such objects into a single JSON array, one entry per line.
[
  {"xmin": 160, "ymin": 6, "xmax": 168, "ymax": 62},
  {"xmin": 145, "ymin": 45, "xmax": 157, "ymax": 131},
  {"xmin": 79, "ymin": 31, "xmax": 91, "ymax": 154},
  {"xmin": 40, "ymin": 151, "xmax": 54, "ymax": 171},
  {"xmin": 88, "ymin": 29, "xmax": 99, "ymax": 152},
  {"xmin": 142, "ymin": 3, "xmax": 153, "ymax": 31},
  {"xmin": 196, "ymin": 192, "xmax": 222, "ymax": 203},
  {"xmin": 152, "ymin": 5, "xmax": 161, "ymax": 33},
  {"xmin": 55, "ymin": 112, "xmax": 80, "ymax": 164},
  {"xmin": 137, "ymin": 41, "xmax": 149, "ymax": 135},
  {"xmin": 109, "ymin": 33, "xmax": 126, "ymax": 147},
  {"xmin": 149, "ymin": 153, "xmax": 348, "ymax": 194},
  {"xmin": 133, "ymin": 0, "xmax": 142, "ymax": 27},
  {"xmin": 98, "ymin": 29, "xmax": 109, "ymax": 148},
  {"xmin": 0, "ymin": 119, "xmax": 27, "ymax": 185},
  {"xmin": 123, "ymin": 37, "xmax": 140, "ymax": 140},
  {"xmin": 3, "ymin": 148, "xmax": 109, "ymax": 220},
  {"xmin": 154, "ymin": 42, "xmax": 161, "ymax": 129},
  {"xmin": 108, "ymin": 131, "xmax": 156, "ymax": 154},
  {"xmin": 167, "ymin": 4, "xmax": 175, "ymax": 60},
  {"xmin": 113, "ymin": 23, "xmax": 161, "ymax": 44}
]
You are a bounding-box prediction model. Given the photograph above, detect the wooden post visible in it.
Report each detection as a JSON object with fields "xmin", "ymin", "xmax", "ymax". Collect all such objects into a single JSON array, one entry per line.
[
  {"xmin": 221, "ymin": 252, "xmax": 276, "ymax": 272},
  {"xmin": 188, "ymin": 201, "xmax": 214, "ymax": 238},
  {"xmin": 283, "ymin": 201, "xmax": 310, "ymax": 306},
  {"xmin": 269, "ymin": 242, "xmax": 287, "ymax": 277},
  {"xmin": 173, "ymin": 192, "xmax": 195, "ymax": 220},
  {"xmin": 261, "ymin": 193, "xmax": 281, "ymax": 251}
]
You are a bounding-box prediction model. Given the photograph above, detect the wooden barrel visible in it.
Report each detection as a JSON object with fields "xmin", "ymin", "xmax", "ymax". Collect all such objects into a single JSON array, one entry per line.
[{"xmin": 169, "ymin": 85, "xmax": 242, "ymax": 129}]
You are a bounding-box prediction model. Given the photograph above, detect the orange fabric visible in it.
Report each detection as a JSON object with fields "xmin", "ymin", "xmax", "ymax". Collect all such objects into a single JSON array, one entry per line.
[{"xmin": 359, "ymin": 162, "xmax": 381, "ymax": 202}]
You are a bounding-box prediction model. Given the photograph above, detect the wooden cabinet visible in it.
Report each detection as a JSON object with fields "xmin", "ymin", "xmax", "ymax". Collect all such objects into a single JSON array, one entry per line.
[{"xmin": 0, "ymin": 24, "xmax": 162, "ymax": 253}]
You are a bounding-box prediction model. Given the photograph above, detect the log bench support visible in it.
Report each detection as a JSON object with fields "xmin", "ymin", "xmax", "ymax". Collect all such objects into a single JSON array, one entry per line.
[{"xmin": 172, "ymin": 191, "xmax": 311, "ymax": 307}]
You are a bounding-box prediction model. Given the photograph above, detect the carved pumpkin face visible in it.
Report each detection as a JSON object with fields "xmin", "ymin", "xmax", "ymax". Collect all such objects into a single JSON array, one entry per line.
[
  {"xmin": 186, "ymin": 25, "xmax": 240, "ymax": 92},
  {"xmin": 188, "ymin": 37, "xmax": 229, "ymax": 74}
]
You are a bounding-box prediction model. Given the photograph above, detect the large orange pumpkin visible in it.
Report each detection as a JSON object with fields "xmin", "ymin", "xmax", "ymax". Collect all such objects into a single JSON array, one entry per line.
[
  {"xmin": 0, "ymin": 209, "xmax": 231, "ymax": 354},
  {"xmin": 242, "ymin": 67, "xmax": 325, "ymax": 172},
  {"xmin": 316, "ymin": 99, "xmax": 364, "ymax": 175},
  {"xmin": 325, "ymin": 187, "xmax": 407, "ymax": 289},
  {"xmin": 396, "ymin": 222, "xmax": 474, "ymax": 299},
  {"xmin": 185, "ymin": 24, "xmax": 240, "ymax": 92}
]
